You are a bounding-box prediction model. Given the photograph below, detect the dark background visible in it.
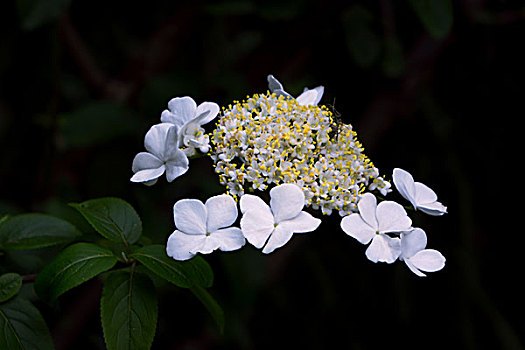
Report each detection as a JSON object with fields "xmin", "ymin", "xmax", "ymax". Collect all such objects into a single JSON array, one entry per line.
[{"xmin": 1, "ymin": 0, "xmax": 524, "ymax": 349}]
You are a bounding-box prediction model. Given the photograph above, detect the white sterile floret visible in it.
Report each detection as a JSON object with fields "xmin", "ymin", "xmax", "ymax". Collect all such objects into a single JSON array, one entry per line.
[
  {"xmin": 240, "ymin": 184, "xmax": 321, "ymax": 254},
  {"xmin": 160, "ymin": 96, "xmax": 219, "ymax": 156},
  {"xmin": 131, "ymin": 123, "xmax": 189, "ymax": 185},
  {"xmin": 340, "ymin": 192, "xmax": 412, "ymax": 263},
  {"xmin": 400, "ymin": 228, "xmax": 446, "ymax": 277},
  {"xmin": 392, "ymin": 168, "xmax": 447, "ymax": 216},
  {"xmin": 166, "ymin": 194, "xmax": 245, "ymax": 261},
  {"xmin": 267, "ymin": 74, "xmax": 324, "ymax": 106}
]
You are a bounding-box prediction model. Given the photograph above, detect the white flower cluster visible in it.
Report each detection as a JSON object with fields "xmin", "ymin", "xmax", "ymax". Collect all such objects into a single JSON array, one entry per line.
[
  {"xmin": 166, "ymin": 183, "xmax": 321, "ymax": 260},
  {"xmin": 130, "ymin": 97, "xmax": 219, "ymax": 185},
  {"xmin": 341, "ymin": 167, "xmax": 447, "ymax": 276},
  {"xmin": 131, "ymin": 75, "xmax": 448, "ymax": 277},
  {"xmin": 210, "ymin": 76, "xmax": 391, "ymax": 216}
]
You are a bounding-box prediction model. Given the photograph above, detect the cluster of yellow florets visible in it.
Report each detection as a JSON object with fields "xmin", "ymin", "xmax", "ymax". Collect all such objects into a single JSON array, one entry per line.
[{"xmin": 209, "ymin": 92, "xmax": 390, "ymax": 216}]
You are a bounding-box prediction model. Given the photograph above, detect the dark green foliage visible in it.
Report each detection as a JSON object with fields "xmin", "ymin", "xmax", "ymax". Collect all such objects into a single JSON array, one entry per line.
[
  {"xmin": 71, "ymin": 197, "xmax": 142, "ymax": 246},
  {"xmin": 0, "ymin": 214, "xmax": 81, "ymax": 250},
  {"xmin": 34, "ymin": 242, "xmax": 118, "ymax": 300},
  {"xmin": 0, "ymin": 273, "xmax": 22, "ymax": 303},
  {"xmin": 131, "ymin": 245, "xmax": 213, "ymax": 289},
  {"xmin": 0, "ymin": 297, "xmax": 54, "ymax": 350},
  {"xmin": 100, "ymin": 271, "xmax": 158, "ymax": 350},
  {"xmin": 0, "ymin": 197, "xmax": 220, "ymax": 349}
]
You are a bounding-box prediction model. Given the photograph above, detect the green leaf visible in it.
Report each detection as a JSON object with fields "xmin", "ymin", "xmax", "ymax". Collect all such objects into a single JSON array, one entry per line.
[
  {"xmin": 0, "ymin": 213, "xmax": 81, "ymax": 250},
  {"xmin": 0, "ymin": 273, "xmax": 22, "ymax": 303},
  {"xmin": 190, "ymin": 285, "xmax": 225, "ymax": 334},
  {"xmin": 131, "ymin": 245, "xmax": 213, "ymax": 289},
  {"xmin": 18, "ymin": 0, "xmax": 72, "ymax": 31},
  {"xmin": 408, "ymin": 0, "xmax": 453, "ymax": 40},
  {"xmin": 70, "ymin": 197, "xmax": 142, "ymax": 246},
  {"xmin": 101, "ymin": 270, "xmax": 157, "ymax": 350},
  {"xmin": 0, "ymin": 297, "xmax": 54, "ymax": 350},
  {"xmin": 34, "ymin": 243, "xmax": 117, "ymax": 300}
]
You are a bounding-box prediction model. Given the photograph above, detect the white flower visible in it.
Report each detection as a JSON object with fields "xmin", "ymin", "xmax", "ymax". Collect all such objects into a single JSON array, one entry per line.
[
  {"xmin": 166, "ymin": 194, "xmax": 245, "ymax": 261},
  {"xmin": 240, "ymin": 183, "xmax": 321, "ymax": 254},
  {"xmin": 400, "ymin": 228, "xmax": 446, "ymax": 276},
  {"xmin": 160, "ymin": 96, "xmax": 219, "ymax": 155},
  {"xmin": 392, "ymin": 168, "xmax": 447, "ymax": 216},
  {"xmin": 131, "ymin": 123, "xmax": 189, "ymax": 185},
  {"xmin": 340, "ymin": 193, "xmax": 412, "ymax": 263},
  {"xmin": 267, "ymin": 74, "xmax": 324, "ymax": 106}
]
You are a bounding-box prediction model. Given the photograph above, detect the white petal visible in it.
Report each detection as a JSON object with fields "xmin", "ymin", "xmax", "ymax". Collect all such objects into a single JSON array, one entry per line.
[
  {"xmin": 283, "ymin": 211, "xmax": 321, "ymax": 233},
  {"xmin": 296, "ymin": 89, "xmax": 318, "ymax": 106},
  {"xmin": 240, "ymin": 194, "xmax": 271, "ymax": 214},
  {"xmin": 267, "ymin": 74, "xmax": 284, "ymax": 91},
  {"xmin": 261, "ymin": 223, "xmax": 293, "ymax": 254},
  {"xmin": 365, "ymin": 234, "xmax": 401, "ymax": 264},
  {"xmin": 376, "ymin": 201, "xmax": 412, "ymax": 233},
  {"xmin": 357, "ymin": 193, "xmax": 378, "ymax": 229},
  {"xmin": 311, "ymin": 86, "xmax": 324, "ymax": 105},
  {"xmin": 404, "ymin": 259, "xmax": 427, "ymax": 277},
  {"xmin": 340, "ymin": 213, "xmax": 376, "ymax": 245},
  {"xmin": 163, "ymin": 124, "xmax": 181, "ymax": 157},
  {"xmin": 211, "ymin": 227, "xmax": 246, "ymax": 251},
  {"xmin": 296, "ymin": 85, "xmax": 324, "ymax": 106},
  {"xmin": 393, "ymin": 168, "xmax": 417, "ymax": 208},
  {"xmin": 413, "ymin": 182, "xmax": 446, "ymax": 215},
  {"xmin": 165, "ymin": 150, "xmax": 189, "ymax": 182},
  {"xmin": 130, "ymin": 165, "xmax": 165, "ymax": 183},
  {"xmin": 205, "ymin": 194, "xmax": 238, "ymax": 232},
  {"xmin": 160, "ymin": 110, "xmax": 184, "ymax": 129},
  {"xmin": 143, "ymin": 123, "xmax": 172, "ymax": 159},
  {"xmin": 401, "ymin": 228, "xmax": 427, "ymax": 259},
  {"xmin": 418, "ymin": 201, "xmax": 447, "ymax": 216},
  {"xmin": 166, "ymin": 230, "xmax": 202, "ymax": 261},
  {"xmin": 131, "ymin": 152, "xmax": 163, "ymax": 172},
  {"xmin": 414, "ymin": 182, "xmax": 438, "ymax": 204},
  {"xmin": 239, "ymin": 195, "xmax": 274, "ymax": 249},
  {"xmin": 194, "ymin": 236, "xmax": 221, "ymax": 255},
  {"xmin": 261, "ymin": 212, "xmax": 321, "ymax": 254},
  {"xmin": 240, "ymin": 217, "xmax": 274, "ymax": 249},
  {"xmin": 195, "ymin": 102, "xmax": 220, "ymax": 126},
  {"xmin": 409, "ymin": 249, "xmax": 446, "ymax": 272},
  {"xmin": 173, "ymin": 199, "xmax": 207, "ymax": 235},
  {"xmin": 161, "ymin": 96, "xmax": 197, "ymax": 126},
  {"xmin": 270, "ymin": 184, "xmax": 305, "ymax": 223}
]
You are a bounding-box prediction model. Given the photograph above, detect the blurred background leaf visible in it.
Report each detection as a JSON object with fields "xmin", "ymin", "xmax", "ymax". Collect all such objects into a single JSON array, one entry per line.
[
  {"xmin": 342, "ymin": 5, "xmax": 381, "ymax": 68},
  {"xmin": 408, "ymin": 0, "xmax": 453, "ymax": 39},
  {"xmin": 58, "ymin": 101, "xmax": 140, "ymax": 150},
  {"xmin": 18, "ymin": 0, "xmax": 72, "ymax": 31}
]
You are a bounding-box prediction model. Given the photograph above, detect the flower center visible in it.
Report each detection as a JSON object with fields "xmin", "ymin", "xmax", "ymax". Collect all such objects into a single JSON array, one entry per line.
[{"xmin": 210, "ymin": 92, "xmax": 390, "ymax": 215}]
